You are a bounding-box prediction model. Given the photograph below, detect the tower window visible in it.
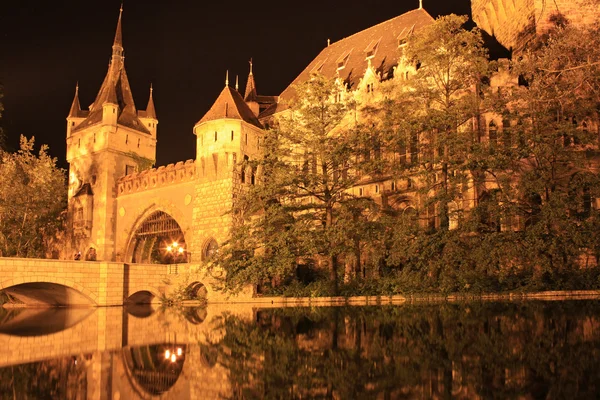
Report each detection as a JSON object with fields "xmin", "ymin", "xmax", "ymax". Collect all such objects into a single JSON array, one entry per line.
[
  {"xmin": 125, "ymin": 165, "xmax": 135, "ymax": 176},
  {"xmin": 245, "ymin": 133, "xmax": 248, "ymax": 145},
  {"xmin": 126, "ymin": 134, "xmax": 129, "ymax": 145},
  {"xmin": 93, "ymin": 133, "xmax": 96, "ymax": 143},
  {"xmin": 78, "ymin": 138, "xmax": 81, "ymax": 148},
  {"xmin": 215, "ymin": 131, "xmax": 218, "ymax": 142},
  {"xmin": 231, "ymin": 130, "xmax": 234, "ymax": 141},
  {"xmin": 137, "ymin": 138, "xmax": 140, "ymax": 148}
]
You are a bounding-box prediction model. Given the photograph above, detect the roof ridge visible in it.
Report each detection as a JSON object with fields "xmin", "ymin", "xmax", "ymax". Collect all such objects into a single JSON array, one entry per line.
[{"xmin": 329, "ymin": 8, "xmax": 432, "ymax": 47}]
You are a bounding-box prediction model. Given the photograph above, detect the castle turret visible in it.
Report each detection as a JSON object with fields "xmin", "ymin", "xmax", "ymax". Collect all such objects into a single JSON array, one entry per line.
[
  {"xmin": 65, "ymin": 5, "xmax": 158, "ymax": 261},
  {"xmin": 189, "ymin": 73, "xmax": 264, "ymax": 262},
  {"xmin": 66, "ymin": 83, "xmax": 87, "ymax": 137}
]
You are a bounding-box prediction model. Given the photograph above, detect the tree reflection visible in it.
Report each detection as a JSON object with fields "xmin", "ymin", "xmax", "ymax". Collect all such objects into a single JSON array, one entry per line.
[
  {"xmin": 0, "ymin": 355, "xmax": 89, "ymax": 399},
  {"xmin": 207, "ymin": 302, "xmax": 600, "ymax": 399}
]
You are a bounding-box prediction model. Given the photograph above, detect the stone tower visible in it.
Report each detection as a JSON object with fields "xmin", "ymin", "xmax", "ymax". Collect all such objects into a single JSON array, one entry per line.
[
  {"xmin": 472, "ymin": 0, "xmax": 600, "ymax": 53},
  {"xmin": 189, "ymin": 71, "xmax": 264, "ymax": 262},
  {"xmin": 66, "ymin": 6, "xmax": 157, "ymax": 261}
]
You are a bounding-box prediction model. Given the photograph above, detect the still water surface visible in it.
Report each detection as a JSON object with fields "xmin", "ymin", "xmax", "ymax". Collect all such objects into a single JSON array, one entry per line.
[{"xmin": 0, "ymin": 300, "xmax": 599, "ymax": 399}]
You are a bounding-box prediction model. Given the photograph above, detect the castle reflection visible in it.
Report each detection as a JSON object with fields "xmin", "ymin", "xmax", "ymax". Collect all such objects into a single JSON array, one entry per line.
[{"xmin": 1, "ymin": 301, "xmax": 600, "ymax": 399}]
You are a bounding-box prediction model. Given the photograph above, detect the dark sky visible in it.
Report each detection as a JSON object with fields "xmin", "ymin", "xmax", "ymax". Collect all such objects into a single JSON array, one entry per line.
[{"xmin": 1, "ymin": 0, "xmax": 473, "ymax": 168}]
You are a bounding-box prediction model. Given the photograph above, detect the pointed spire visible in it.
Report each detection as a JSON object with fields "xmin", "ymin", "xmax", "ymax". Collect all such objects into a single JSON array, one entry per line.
[
  {"xmin": 68, "ymin": 82, "xmax": 81, "ymax": 118},
  {"xmin": 112, "ymin": 4, "xmax": 124, "ymax": 59},
  {"xmin": 146, "ymin": 83, "xmax": 156, "ymax": 119},
  {"xmin": 419, "ymin": 0, "xmax": 423, "ymax": 9},
  {"xmin": 235, "ymin": 75, "xmax": 239, "ymax": 91},
  {"xmin": 225, "ymin": 70, "xmax": 229, "ymax": 87},
  {"xmin": 244, "ymin": 59, "xmax": 257, "ymax": 102}
]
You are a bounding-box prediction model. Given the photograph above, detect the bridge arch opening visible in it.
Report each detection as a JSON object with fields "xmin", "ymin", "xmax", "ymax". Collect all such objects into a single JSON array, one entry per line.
[
  {"xmin": 129, "ymin": 211, "xmax": 188, "ymax": 264},
  {"xmin": 1, "ymin": 282, "xmax": 96, "ymax": 307}
]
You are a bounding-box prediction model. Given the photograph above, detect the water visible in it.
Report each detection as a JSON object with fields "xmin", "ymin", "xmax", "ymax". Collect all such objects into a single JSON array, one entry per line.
[{"xmin": 1, "ymin": 300, "xmax": 599, "ymax": 399}]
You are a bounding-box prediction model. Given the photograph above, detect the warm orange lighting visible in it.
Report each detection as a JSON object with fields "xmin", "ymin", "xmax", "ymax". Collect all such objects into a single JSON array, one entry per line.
[
  {"xmin": 170, "ymin": 354, "xmax": 177, "ymax": 363},
  {"xmin": 165, "ymin": 350, "xmax": 171, "ymax": 359},
  {"xmin": 166, "ymin": 245, "xmax": 172, "ymax": 252},
  {"xmin": 177, "ymin": 347, "xmax": 182, "ymax": 356},
  {"xmin": 178, "ymin": 247, "xmax": 184, "ymax": 254},
  {"xmin": 173, "ymin": 241, "xmax": 178, "ymax": 247}
]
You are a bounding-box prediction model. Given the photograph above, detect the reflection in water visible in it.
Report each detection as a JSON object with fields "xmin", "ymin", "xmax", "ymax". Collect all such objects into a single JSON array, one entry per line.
[
  {"xmin": 0, "ymin": 301, "xmax": 600, "ymax": 399},
  {"xmin": 123, "ymin": 344, "xmax": 187, "ymax": 396},
  {"xmin": 0, "ymin": 307, "xmax": 95, "ymax": 336}
]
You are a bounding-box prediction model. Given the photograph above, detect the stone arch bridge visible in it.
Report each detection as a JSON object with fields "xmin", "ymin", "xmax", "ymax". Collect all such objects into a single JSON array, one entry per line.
[{"xmin": 0, "ymin": 257, "xmax": 248, "ymax": 306}]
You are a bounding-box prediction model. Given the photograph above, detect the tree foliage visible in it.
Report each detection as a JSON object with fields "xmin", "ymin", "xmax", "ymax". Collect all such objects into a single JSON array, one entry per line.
[
  {"xmin": 218, "ymin": 14, "xmax": 600, "ymax": 296},
  {"xmin": 0, "ymin": 136, "xmax": 67, "ymax": 258},
  {"xmin": 217, "ymin": 74, "xmax": 381, "ymax": 294}
]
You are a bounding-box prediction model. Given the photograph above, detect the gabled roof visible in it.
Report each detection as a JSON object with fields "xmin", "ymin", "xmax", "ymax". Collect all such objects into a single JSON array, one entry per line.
[
  {"xmin": 278, "ymin": 8, "xmax": 435, "ymax": 101},
  {"xmin": 197, "ymin": 86, "xmax": 262, "ymax": 128}
]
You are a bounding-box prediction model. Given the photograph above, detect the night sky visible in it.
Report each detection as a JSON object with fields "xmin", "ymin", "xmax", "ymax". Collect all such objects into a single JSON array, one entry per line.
[{"xmin": 1, "ymin": 0, "xmax": 473, "ymax": 169}]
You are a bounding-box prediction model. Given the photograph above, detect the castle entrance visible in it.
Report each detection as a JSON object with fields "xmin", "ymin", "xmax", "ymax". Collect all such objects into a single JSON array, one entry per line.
[{"xmin": 130, "ymin": 211, "xmax": 188, "ymax": 264}]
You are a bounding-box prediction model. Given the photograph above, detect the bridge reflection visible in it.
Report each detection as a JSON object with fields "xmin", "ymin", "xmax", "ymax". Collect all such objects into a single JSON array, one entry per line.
[{"xmin": 0, "ymin": 304, "xmax": 252, "ymax": 399}]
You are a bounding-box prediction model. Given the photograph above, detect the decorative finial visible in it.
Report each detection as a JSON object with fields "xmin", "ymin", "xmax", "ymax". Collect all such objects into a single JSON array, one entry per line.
[
  {"xmin": 150, "ymin": 82, "xmax": 153, "ymax": 95},
  {"xmin": 419, "ymin": 0, "xmax": 423, "ymax": 9},
  {"xmin": 327, "ymin": 39, "xmax": 330, "ymax": 47},
  {"xmin": 120, "ymin": 2, "xmax": 124, "ymax": 13},
  {"xmin": 235, "ymin": 75, "xmax": 239, "ymax": 91},
  {"xmin": 249, "ymin": 58, "xmax": 253, "ymax": 75},
  {"xmin": 225, "ymin": 70, "xmax": 229, "ymax": 87},
  {"xmin": 75, "ymin": 81, "xmax": 79, "ymax": 92}
]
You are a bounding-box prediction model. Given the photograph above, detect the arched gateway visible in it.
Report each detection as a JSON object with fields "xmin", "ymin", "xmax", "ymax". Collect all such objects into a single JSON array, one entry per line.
[{"xmin": 128, "ymin": 211, "xmax": 189, "ymax": 264}]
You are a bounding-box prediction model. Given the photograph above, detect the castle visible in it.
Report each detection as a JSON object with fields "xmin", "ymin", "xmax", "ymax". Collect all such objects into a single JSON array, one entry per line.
[{"xmin": 65, "ymin": 1, "xmax": 597, "ymax": 263}]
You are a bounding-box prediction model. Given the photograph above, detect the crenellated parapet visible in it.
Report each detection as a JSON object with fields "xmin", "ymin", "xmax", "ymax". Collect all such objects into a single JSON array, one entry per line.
[{"xmin": 117, "ymin": 159, "xmax": 196, "ymax": 196}]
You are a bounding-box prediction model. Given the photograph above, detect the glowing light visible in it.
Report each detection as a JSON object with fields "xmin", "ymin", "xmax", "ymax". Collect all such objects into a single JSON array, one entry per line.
[
  {"xmin": 178, "ymin": 247, "xmax": 184, "ymax": 254},
  {"xmin": 170, "ymin": 354, "xmax": 177, "ymax": 363},
  {"xmin": 173, "ymin": 241, "xmax": 178, "ymax": 247},
  {"xmin": 177, "ymin": 347, "xmax": 182, "ymax": 356},
  {"xmin": 166, "ymin": 245, "xmax": 172, "ymax": 252},
  {"xmin": 165, "ymin": 350, "xmax": 171, "ymax": 359}
]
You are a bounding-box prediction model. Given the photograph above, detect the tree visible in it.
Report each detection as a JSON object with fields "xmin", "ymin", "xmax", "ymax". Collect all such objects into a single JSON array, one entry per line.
[
  {"xmin": 217, "ymin": 74, "xmax": 381, "ymax": 294},
  {"xmin": 0, "ymin": 136, "xmax": 67, "ymax": 258}
]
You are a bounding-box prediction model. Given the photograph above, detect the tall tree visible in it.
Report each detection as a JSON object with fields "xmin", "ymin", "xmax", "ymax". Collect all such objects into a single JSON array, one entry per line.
[
  {"xmin": 218, "ymin": 74, "xmax": 380, "ymax": 294},
  {"xmin": 0, "ymin": 136, "xmax": 66, "ymax": 258}
]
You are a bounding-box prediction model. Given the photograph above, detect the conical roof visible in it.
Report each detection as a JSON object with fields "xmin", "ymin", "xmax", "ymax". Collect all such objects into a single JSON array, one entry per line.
[
  {"xmin": 72, "ymin": 6, "xmax": 149, "ymax": 134},
  {"xmin": 68, "ymin": 84, "xmax": 82, "ymax": 118},
  {"xmin": 145, "ymin": 85, "xmax": 157, "ymax": 119},
  {"xmin": 197, "ymin": 85, "xmax": 262, "ymax": 128},
  {"xmin": 244, "ymin": 61, "xmax": 257, "ymax": 102}
]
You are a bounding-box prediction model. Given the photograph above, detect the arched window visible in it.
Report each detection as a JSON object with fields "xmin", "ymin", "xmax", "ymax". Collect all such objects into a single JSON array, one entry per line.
[{"xmin": 203, "ymin": 239, "xmax": 218, "ymax": 260}]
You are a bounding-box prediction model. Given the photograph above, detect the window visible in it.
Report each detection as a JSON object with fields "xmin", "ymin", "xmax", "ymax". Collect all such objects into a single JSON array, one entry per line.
[
  {"xmin": 93, "ymin": 133, "xmax": 96, "ymax": 143},
  {"xmin": 489, "ymin": 121, "xmax": 498, "ymax": 148},
  {"xmin": 203, "ymin": 239, "xmax": 219, "ymax": 260},
  {"xmin": 359, "ymin": 188, "xmax": 364, "ymax": 196},
  {"xmin": 126, "ymin": 165, "xmax": 136, "ymax": 176},
  {"xmin": 214, "ymin": 131, "xmax": 218, "ymax": 142},
  {"xmin": 137, "ymin": 138, "xmax": 140, "ymax": 148},
  {"xmin": 125, "ymin": 134, "xmax": 129, "ymax": 145},
  {"xmin": 231, "ymin": 130, "xmax": 234, "ymax": 141}
]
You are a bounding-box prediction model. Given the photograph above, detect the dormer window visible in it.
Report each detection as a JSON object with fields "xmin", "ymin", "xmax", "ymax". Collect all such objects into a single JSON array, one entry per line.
[
  {"xmin": 365, "ymin": 38, "xmax": 381, "ymax": 60},
  {"xmin": 311, "ymin": 60, "xmax": 326, "ymax": 74},
  {"xmin": 336, "ymin": 50, "xmax": 351, "ymax": 71}
]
